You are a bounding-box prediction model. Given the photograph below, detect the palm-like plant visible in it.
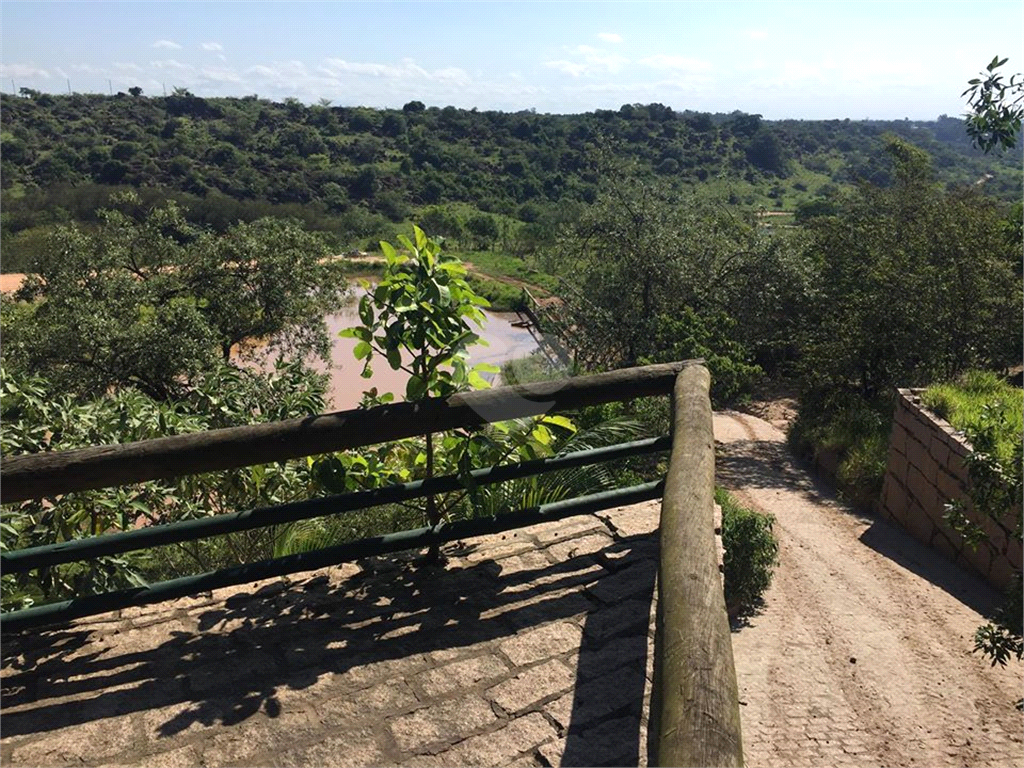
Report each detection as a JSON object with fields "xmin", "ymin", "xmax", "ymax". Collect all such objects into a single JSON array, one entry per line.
[{"xmin": 462, "ymin": 416, "xmax": 652, "ymax": 519}]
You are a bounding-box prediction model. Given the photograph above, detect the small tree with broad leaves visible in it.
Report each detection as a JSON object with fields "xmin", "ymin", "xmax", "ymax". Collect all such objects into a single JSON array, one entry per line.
[{"xmin": 340, "ymin": 225, "xmax": 498, "ymax": 561}]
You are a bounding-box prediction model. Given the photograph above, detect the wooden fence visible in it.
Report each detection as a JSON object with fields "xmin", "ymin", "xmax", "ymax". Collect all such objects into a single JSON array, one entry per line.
[{"xmin": 1, "ymin": 360, "xmax": 742, "ymax": 765}]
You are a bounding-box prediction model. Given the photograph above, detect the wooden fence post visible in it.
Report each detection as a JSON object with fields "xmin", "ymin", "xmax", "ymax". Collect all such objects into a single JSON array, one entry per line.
[{"xmin": 648, "ymin": 364, "xmax": 744, "ymax": 767}]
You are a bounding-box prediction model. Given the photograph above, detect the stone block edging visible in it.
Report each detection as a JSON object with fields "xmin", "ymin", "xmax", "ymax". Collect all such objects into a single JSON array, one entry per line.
[{"xmin": 879, "ymin": 388, "xmax": 1021, "ymax": 591}]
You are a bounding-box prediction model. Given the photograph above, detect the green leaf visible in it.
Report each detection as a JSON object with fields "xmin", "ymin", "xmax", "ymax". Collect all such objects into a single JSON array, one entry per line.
[
  {"xmin": 414, "ymin": 225, "xmax": 428, "ymax": 251},
  {"xmin": 397, "ymin": 234, "xmax": 415, "ymax": 253},
  {"xmin": 380, "ymin": 240, "xmax": 398, "ymax": 262},
  {"xmin": 386, "ymin": 346, "xmax": 402, "ymax": 370},
  {"xmin": 541, "ymin": 414, "xmax": 577, "ymax": 434},
  {"xmin": 353, "ymin": 341, "xmax": 372, "ymax": 360},
  {"xmin": 358, "ymin": 295, "xmax": 374, "ymax": 326},
  {"xmin": 406, "ymin": 375, "xmax": 427, "ymax": 401},
  {"xmin": 468, "ymin": 371, "xmax": 490, "ymax": 390},
  {"xmin": 340, "ymin": 326, "xmax": 370, "ymax": 341},
  {"xmin": 531, "ymin": 424, "xmax": 553, "ymax": 446}
]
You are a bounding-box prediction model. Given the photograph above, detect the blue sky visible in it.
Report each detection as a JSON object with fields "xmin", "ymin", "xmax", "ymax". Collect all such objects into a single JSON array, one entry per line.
[{"xmin": 2, "ymin": 1, "xmax": 1021, "ymax": 119}]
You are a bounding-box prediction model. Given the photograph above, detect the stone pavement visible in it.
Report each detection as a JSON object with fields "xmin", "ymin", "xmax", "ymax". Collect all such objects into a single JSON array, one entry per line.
[
  {"xmin": 717, "ymin": 411, "xmax": 1023, "ymax": 768},
  {"xmin": 1, "ymin": 502, "xmax": 667, "ymax": 768}
]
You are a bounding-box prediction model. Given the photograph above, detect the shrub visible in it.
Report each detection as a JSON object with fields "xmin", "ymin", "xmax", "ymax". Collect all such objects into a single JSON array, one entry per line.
[{"xmin": 717, "ymin": 488, "xmax": 778, "ymax": 616}]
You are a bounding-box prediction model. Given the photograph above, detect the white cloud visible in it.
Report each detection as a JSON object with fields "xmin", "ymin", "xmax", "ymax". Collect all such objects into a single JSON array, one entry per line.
[
  {"xmin": 744, "ymin": 30, "xmax": 768, "ymax": 41},
  {"xmin": 545, "ymin": 60, "xmax": 589, "ymax": 77},
  {"xmin": 1, "ymin": 63, "xmax": 52, "ymax": 79},
  {"xmin": 434, "ymin": 67, "xmax": 470, "ymax": 84},
  {"xmin": 316, "ymin": 57, "xmax": 468, "ymax": 84},
  {"xmin": 639, "ymin": 55, "xmax": 712, "ymax": 72},
  {"xmin": 152, "ymin": 40, "xmax": 182, "ymax": 50},
  {"xmin": 198, "ymin": 66, "xmax": 242, "ymax": 84},
  {"xmin": 597, "ymin": 32, "xmax": 622, "ymax": 43},
  {"xmin": 201, "ymin": 42, "xmax": 223, "ymax": 51},
  {"xmin": 150, "ymin": 59, "xmax": 194, "ymax": 72},
  {"xmin": 544, "ymin": 46, "xmax": 628, "ymax": 77},
  {"xmin": 320, "ymin": 58, "xmax": 422, "ymax": 78}
]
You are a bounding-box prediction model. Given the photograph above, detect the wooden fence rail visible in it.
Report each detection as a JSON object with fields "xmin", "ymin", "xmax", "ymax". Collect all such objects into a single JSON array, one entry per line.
[
  {"xmin": 1, "ymin": 361, "xmax": 698, "ymax": 504},
  {"xmin": 648, "ymin": 364, "xmax": 745, "ymax": 767}
]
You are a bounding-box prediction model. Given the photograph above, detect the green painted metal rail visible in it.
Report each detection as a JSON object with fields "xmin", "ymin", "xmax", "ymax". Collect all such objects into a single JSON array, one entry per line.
[
  {"xmin": 2, "ymin": 436, "xmax": 671, "ymax": 575},
  {"xmin": 0, "ymin": 480, "xmax": 663, "ymax": 633}
]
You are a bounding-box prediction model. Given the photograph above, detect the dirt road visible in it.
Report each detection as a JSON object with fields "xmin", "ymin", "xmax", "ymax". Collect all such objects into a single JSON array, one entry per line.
[{"xmin": 715, "ymin": 411, "xmax": 1022, "ymax": 768}]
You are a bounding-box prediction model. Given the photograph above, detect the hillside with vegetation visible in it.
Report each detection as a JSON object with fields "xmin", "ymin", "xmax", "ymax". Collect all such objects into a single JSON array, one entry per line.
[
  {"xmin": 2, "ymin": 76, "xmax": 1020, "ymax": 651},
  {"xmin": 1, "ymin": 90, "xmax": 1021, "ymax": 270}
]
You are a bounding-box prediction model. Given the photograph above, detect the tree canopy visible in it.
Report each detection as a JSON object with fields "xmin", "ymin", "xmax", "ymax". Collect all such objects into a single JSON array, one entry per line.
[{"xmin": 1, "ymin": 193, "xmax": 348, "ymax": 400}]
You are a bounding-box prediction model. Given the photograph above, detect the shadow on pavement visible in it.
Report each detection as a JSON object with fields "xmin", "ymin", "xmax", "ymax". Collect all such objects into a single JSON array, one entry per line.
[
  {"xmin": 858, "ymin": 516, "xmax": 1002, "ymax": 618},
  {"xmin": 716, "ymin": 440, "xmax": 874, "ymax": 526},
  {"xmin": 2, "ymin": 526, "xmax": 660, "ymax": 767},
  {"xmin": 717, "ymin": 432, "xmax": 1002, "ymax": 619}
]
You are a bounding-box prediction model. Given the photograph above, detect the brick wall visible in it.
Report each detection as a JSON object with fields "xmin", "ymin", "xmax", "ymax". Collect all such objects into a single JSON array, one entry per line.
[{"xmin": 879, "ymin": 389, "xmax": 1021, "ymax": 591}]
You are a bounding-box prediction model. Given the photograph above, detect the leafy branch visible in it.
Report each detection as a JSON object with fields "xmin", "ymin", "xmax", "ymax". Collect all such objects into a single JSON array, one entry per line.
[{"xmin": 963, "ymin": 56, "xmax": 1024, "ymax": 153}]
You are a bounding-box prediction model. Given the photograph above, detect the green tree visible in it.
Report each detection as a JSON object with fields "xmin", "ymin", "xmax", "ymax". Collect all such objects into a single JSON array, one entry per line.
[
  {"xmin": 553, "ymin": 163, "xmax": 794, "ymax": 398},
  {"xmin": 3, "ymin": 194, "xmax": 347, "ymax": 400},
  {"xmin": 341, "ymin": 226, "xmax": 497, "ymax": 558},
  {"xmin": 343, "ymin": 225, "xmax": 493, "ymax": 404},
  {"xmin": 794, "ymin": 198, "xmax": 838, "ymax": 224},
  {"xmin": 465, "ymin": 213, "xmax": 499, "ymax": 250},
  {"xmin": 1, "ymin": 359, "xmax": 329, "ymax": 610},
  {"xmin": 745, "ymin": 128, "xmax": 788, "ymax": 176},
  {"xmin": 799, "ymin": 138, "xmax": 1021, "ymax": 401}
]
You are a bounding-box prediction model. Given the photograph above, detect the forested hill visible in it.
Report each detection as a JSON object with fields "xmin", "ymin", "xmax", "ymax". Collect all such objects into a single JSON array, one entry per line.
[{"xmin": 2, "ymin": 90, "xmax": 1021, "ymax": 269}]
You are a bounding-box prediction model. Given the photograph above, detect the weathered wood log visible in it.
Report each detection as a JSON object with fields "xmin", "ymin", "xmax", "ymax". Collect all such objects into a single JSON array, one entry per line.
[
  {"xmin": 1, "ymin": 360, "xmax": 701, "ymax": 504},
  {"xmin": 648, "ymin": 365, "xmax": 744, "ymax": 767}
]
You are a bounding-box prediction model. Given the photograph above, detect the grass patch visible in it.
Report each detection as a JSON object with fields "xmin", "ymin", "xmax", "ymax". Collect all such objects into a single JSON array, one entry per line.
[
  {"xmin": 788, "ymin": 390, "xmax": 891, "ymax": 508},
  {"xmin": 457, "ymin": 249, "xmax": 560, "ymax": 293},
  {"xmin": 922, "ymin": 370, "xmax": 1023, "ymax": 465},
  {"xmin": 466, "ymin": 274, "xmax": 526, "ymax": 312}
]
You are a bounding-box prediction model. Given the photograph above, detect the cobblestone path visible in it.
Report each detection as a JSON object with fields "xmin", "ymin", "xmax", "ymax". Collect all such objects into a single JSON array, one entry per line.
[
  {"xmin": 1, "ymin": 504, "xmax": 664, "ymax": 767},
  {"xmin": 717, "ymin": 411, "xmax": 1023, "ymax": 768}
]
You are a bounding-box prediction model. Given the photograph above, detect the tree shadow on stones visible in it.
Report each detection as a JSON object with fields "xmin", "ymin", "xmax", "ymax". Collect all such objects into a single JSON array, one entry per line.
[
  {"xmin": 557, "ymin": 532, "xmax": 657, "ymax": 767},
  {"xmin": 1, "ymin": 526, "xmax": 659, "ymax": 767}
]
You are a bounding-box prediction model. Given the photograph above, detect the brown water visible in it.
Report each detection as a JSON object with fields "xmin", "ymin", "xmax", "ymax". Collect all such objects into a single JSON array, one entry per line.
[
  {"xmin": 2, "ymin": 270, "xmax": 540, "ymax": 411},
  {"xmin": 313, "ymin": 304, "xmax": 540, "ymax": 410}
]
